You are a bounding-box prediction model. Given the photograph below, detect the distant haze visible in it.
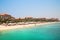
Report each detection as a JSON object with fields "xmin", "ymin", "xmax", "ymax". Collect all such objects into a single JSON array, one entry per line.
[{"xmin": 0, "ymin": 0, "xmax": 60, "ymax": 19}]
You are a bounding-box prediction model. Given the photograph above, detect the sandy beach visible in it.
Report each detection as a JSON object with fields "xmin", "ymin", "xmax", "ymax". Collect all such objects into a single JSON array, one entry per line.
[{"xmin": 0, "ymin": 22, "xmax": 58, "ymax": 31}]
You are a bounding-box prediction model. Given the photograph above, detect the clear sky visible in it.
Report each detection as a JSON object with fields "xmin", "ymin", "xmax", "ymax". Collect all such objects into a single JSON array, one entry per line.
[{"xmin": 0, "ymin": 0, "xmax": 60, "ymax": 19}]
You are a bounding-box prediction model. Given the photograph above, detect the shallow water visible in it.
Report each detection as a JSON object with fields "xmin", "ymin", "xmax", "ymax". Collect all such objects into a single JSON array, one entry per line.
[{"xmin": 0, "ymin": 23, "xmax": 60, "ymax": 40}]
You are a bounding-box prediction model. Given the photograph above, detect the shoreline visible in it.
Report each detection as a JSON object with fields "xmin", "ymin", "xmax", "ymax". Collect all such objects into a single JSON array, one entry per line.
[{"xmin": 0, "ymin": 22, "xmax": 59, "ymax": 31}]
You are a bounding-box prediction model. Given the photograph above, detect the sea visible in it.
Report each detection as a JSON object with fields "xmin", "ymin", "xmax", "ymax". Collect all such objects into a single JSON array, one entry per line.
[{"xmin": 0, "ymin": 22, "xmax": 60, "ymax": 40}]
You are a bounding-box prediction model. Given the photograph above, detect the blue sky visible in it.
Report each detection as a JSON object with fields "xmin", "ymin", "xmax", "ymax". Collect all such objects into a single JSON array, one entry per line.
[{"xmin": 0, "ymin": 0, "xmax": 60, "ymax": 19}]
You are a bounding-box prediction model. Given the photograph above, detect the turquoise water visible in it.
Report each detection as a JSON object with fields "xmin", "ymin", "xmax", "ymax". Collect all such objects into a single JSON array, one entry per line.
[{"xmin": 0, "ymin": 23, "xmax": 60, "ymax": 40}]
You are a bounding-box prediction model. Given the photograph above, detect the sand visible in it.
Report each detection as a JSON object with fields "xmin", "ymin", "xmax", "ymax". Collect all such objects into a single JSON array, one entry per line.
[{"xmin": 0, "ymin": 22, "xmax": 57, "ymax": 31}]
